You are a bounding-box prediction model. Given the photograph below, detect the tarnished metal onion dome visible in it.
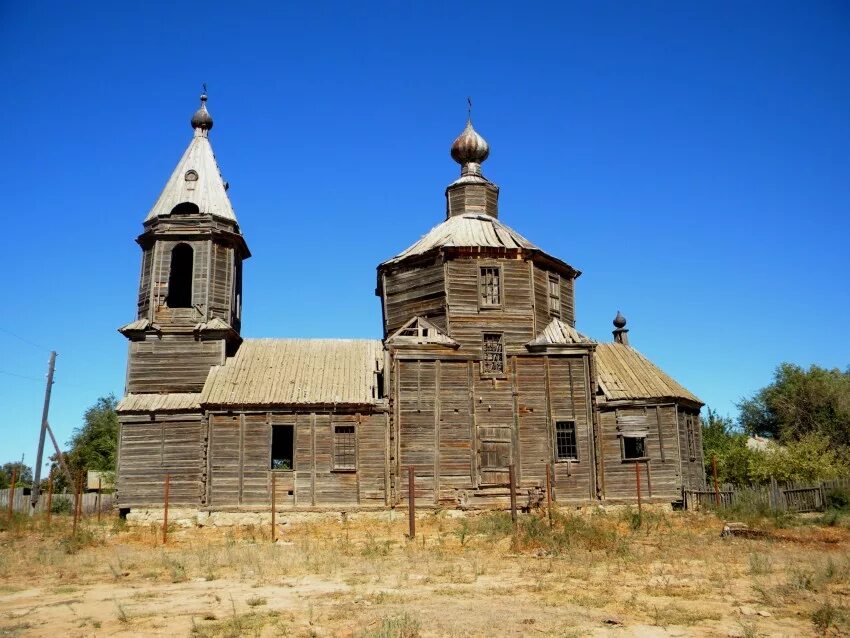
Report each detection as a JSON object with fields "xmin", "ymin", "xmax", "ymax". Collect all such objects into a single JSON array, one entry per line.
[
  {"xmin": 613, "ymin": 310, "xmax": 627, "ymax": 329},
  {"xmin": 191, "ymin": 93, "xmax": 214, "ymax": 132},
  {"xmin": 451, "ymin": 120, "xmax": 489, "ymax": 173}
]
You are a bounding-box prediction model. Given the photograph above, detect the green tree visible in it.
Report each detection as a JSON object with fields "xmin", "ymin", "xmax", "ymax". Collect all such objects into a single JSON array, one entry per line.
[
  {"xmin": 66, "ymin": 394, "xmax": 119, "ymax": 477},
  {"xmin": 748, "ymin": 433, "xmax": 849, "ymax": 484},
  {"xmin": 701, "ymin": 408, "xmax": 754, "ymax": 485},
  {"xmin": 738, "ymin": 363, "xmax": 850, "ymax": 446},
  {"xmin": 0, "ymin": 462, "xmax": 33, "ymax": 488}
]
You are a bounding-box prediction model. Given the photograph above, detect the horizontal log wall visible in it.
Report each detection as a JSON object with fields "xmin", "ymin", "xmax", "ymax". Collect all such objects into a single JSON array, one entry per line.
[
  {"xmin": 598, "ymin": 404, "xmax": 681, "ymax": 500},
  {"xmin": 383, "ymin": 259, "xmax": 447, "ymax": 337},
  {"xmin": 446, "ymin": 258, "xmax": 536, "ymax": 353},
  {"xmin": 117, "ymin": 412, "xmax": 205, "ymax": 507},
  {"xmin": 208, "ymin": 410, "xmax": 387, "ymax": 508},
  {"xmin": 532, "ymin": 265, "xmax": 576, "ymax": 330},
  {"xmin": 126, "ymin": 334, "xmax": 225, "ymax": 393}
]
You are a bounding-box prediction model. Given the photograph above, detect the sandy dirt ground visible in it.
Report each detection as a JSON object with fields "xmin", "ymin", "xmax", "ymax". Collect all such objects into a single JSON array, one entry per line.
[{"xmin": 0, "ymin": 507, "xmax": 848, "ymax": 637}]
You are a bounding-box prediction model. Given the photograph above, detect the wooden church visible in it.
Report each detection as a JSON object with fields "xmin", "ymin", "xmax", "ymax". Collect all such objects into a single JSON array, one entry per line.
[{"xmin": 116, "ymin": 94, "xmax": 704, "ymax": 513}]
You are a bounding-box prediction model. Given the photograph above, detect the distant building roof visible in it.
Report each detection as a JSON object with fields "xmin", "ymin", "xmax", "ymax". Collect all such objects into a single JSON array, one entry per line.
[
  {"xmin": 594, "ymin": 343, "xmax": 702, "ymax": 405},
  {"xmin": 200, "ymin": 339, "xmax": 384, "ymax": 407}
]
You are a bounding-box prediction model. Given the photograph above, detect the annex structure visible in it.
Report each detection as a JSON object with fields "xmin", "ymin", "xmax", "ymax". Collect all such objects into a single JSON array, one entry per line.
[{"xmin": 116, "ymin": 94, "xmax": 704, "ymax": 514}]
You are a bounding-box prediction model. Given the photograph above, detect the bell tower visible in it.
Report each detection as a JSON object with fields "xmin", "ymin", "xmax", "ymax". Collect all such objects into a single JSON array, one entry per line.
[{"xmin": 119, "ymin": 91, "xmax": 250, "ymax": 394}]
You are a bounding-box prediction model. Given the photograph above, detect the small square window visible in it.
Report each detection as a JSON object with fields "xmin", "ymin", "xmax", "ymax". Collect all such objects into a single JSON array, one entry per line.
[
  {"xmin": 481, "ymin": 333, "xmax": 505, "ymax": 376},
  {"xmin": 555, "ymin": 421, "xmax": 578, "ymax": 461},
  {"xmin": 622, "ymin": 436, "xmax": 647, "ymax": 461},
  {"xmin": 333, "ymin": 425, "xmax": 356, "ymax": 471},
  {"xmin": 480, "ymin": 266, "xmax": 502, "ymax": 307}
]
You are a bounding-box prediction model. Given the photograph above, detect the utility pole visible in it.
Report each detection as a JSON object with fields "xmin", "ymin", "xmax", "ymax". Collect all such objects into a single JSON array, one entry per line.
[{"xmin": 31, "ymin": 351, "xmax": 56, "ymax": 510}]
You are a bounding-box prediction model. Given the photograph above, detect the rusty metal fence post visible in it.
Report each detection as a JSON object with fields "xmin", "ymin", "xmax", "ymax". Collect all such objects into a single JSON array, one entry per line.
[
  {"xmin": 97, "ymin": 477, "xmax": 102, "ymax": 523},
  {"xmin": 162, "ymin": 474, "xmax": 170, "ymax": 545},
  {"xmin": 509, "ymin": 464, "xmax": 517, "ymax": 526},
  {"xmin": 545, "ymin": 463, "xmax": 553, "ymax": 527},
  {"xmin": 46, "ymin": 471, "xmax": 54, "ymax": 525},
  {"xmin": 712, "ymin": 455, "xmax": 720, "ymax": 507},
  {"xmin": 72, "ymin": 474, "xmax": 81, "ymax": 535},
  {"xmin": 271, "ymin": 473, "xmax": 277, "ymax": 542},
  {"xmin": 634, "ymin": 461, "xmax": 642, "ymax": 515},
  {"xmin": 407, "ymin": 466, "xmax": 415, "ymax": 539},
  {"xmin": 645, "ymin": 460, "xmax": 652, "ymax": 498}
]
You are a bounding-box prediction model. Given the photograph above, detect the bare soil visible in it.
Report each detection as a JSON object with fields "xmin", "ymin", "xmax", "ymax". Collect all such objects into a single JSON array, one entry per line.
[{"xmin": 0, "ymin": 507, "xmax": 848, "ymax": 637}]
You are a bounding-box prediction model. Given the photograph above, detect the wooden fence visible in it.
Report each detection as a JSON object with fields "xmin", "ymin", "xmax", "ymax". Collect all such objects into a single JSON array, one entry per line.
[
  {"xmin": 684, "ymin": 478, "xmax": 850, "ymax": 514},
  {"xmin": 0, "ymin": 488, "xmax": 114, "ymax": 516}
]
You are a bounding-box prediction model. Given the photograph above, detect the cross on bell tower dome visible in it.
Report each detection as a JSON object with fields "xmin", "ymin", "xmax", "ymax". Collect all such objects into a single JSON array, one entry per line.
[{"xmin": 445, "ymin": 100, "xmax": 500, "ymax": 219}]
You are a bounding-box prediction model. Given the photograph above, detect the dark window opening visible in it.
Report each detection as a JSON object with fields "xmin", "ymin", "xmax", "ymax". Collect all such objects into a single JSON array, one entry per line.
[
  {"xmin": 482, "ymin": 333, "xmax": 505, "ymax": 376},
  {"xmin": 271, "ymin": 425, "xmax": 294, "ymax": 471},
  {"xmin": 480, "ymin": 266, "xmax": 502, "ymax": 307},
  {"xmin": 170, "ymin": 202, "xmax": 200, "ymax": 215},
  {"xmin": 622, "ymin": 436, "xmax": 647, "ymax": 460},
  {"xmin": 333, "ymin": 425, "xmax": 356, "ymax": 471},
  {"xmin": 555, "ymin": 421, "xmax": 578, "ymax": 461},
  {"xmin": 375, "ymin": 370, "xmax": 385, "ymax": 399},
  {"xmin": 166, "ymin": 243, "xmax": 193, "ymax": 308}
]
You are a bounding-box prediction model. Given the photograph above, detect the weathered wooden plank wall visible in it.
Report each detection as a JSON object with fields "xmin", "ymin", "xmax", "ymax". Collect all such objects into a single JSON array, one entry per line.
[
  {"xmin": 127, "ymin": 336, "xmax": 225, "ymax": 393},
  {"xmin": 383, "ymin": 259, "xmax": 447, "ymax": 336},
  {"xmin": 117, "ymin": 412, "xmax": 205, "ymax": 507}
]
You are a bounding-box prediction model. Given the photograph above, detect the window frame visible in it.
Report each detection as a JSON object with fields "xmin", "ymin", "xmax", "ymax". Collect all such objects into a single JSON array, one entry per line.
[
  {"xmin": 620, "ymin": 434, "xmax": 649, "ymax": 462},
  {"xmin": 480, "ymin": 331, "xmax": 507, "ymax": 378},
  {"xmin": 685, "ymin": 413, "xmax": 697, "ymax": 462},
  {"xmin": 166, "ymin": 242, "xmax": 194, "ymax": 308},
  {"xmin": 554, "ymin": 420, "xmax": 579, "ymax": 462},
  {"xmin": 478, "ymin": 264, "xmax": 503, "ymax": 310},
  {"xmin": 270, "ymin": 424, "xmax": 294, "ymax": 472},
  {"xmin": 331, "ymin": 423, "xmax": 357, "ymax": 472},
  {"xmin": 548, "ymin": 273, "xmax": 561, "ymax": 319}
]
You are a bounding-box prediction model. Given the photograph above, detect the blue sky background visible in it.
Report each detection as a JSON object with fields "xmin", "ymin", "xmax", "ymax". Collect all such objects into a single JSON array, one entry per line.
[{"xmin": 1, "ymin": 2, "xmax": 848, "ymax": 475}]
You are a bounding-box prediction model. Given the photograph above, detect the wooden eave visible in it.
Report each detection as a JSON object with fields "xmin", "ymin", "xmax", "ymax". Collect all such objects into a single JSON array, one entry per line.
[
  {"xmin": 201, "ymin": 400, "xmax": 390, "ymax": 414},
  {"xmin": 136, "ymin": 223, "xmax": 250, "ymax": 257}
]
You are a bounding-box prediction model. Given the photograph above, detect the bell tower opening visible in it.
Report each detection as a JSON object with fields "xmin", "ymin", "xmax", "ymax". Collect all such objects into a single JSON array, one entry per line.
[{"xmin": 167, "ymin": 243, "xmax": 194, "ymax": 308}]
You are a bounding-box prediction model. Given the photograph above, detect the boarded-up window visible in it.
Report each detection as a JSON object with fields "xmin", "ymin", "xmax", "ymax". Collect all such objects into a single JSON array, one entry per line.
[
  {"xmin": 622, "ymin": 436, "xmax": 647, "ymax": 460},
  {"xmin": 271, "ymin": 425, "xmax": 293, "ymax": 470},
  {"xmin": 479, "ymin": 266, "xmax": 502, "ymax": 307},
  {"xmin": 555, "ymin": 421, "xmax": 578, "ymax": 461},
  {"xmin": 166, "ymin": 243, "xmax": 193, "ymax": 308},
  {"xmin": 481, "ymin": 333, "xmax": 505, "ymax": 376},
  {"xmin": 333, "ymin": 425, "xmax": 356, "ymax": 471},
  {"xmin": 548, "ymin": 274, "xmax": 561, "ymax": 318},
  {"xmin": 685, "ymin": 414, "xmax": 697, "ymax": 461}
]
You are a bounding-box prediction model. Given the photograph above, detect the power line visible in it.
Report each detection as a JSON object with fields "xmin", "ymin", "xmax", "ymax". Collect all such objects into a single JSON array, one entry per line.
[
  {"xmin": 0, "ymin": 327, "xmax": 51, "ymax": 352},
  {"xmin": 0, "ymin": 369, "xmax": 43, "ymax": 382}
]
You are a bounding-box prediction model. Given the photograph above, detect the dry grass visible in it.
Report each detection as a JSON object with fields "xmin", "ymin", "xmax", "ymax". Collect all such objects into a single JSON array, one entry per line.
[{"xmin": 0, "ymin": 507, "xmax": 849, "ymax": 636}]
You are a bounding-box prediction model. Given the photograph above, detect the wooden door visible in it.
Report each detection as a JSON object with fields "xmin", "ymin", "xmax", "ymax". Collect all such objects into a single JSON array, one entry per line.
[{"xmin": 478, "ymin": 426, "xmax": 512, "ymax": 486}]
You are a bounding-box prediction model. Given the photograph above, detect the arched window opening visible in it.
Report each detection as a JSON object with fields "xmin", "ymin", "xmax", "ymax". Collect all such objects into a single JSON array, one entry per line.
[
  {"xmin": 170, "ymin": 202, "xmax": 199, "ymax": 216},
  {"xmin": 167, "ymin": 243, "xmax": 193, "ymax": 308}
]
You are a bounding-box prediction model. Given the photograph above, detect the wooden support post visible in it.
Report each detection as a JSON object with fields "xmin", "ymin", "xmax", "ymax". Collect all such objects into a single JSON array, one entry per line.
[
  {"xmin": 545, "ymin": 463, "xmax": 553, "ymax": 528},
  {"xmin": 162, "ymin": 474, "xmax": 170, "ymax": 545},
  {"xmin": 509, "ymin": 464, "xmax": 517, "ymax": 526},
  {"xmin": 712, "ymin": 455, "xmax": 720, "ymax": 507},
  {"xmin": 271, "ymin": 473, "xmax": 276, "ymax": 543},
  {"xmin": 407, "ymin": 466, "xmax": 415, "ymax": 540},
  {"xmin": 7, "ymin": 467, "xmax": 16, "ymax": 519},
  {"xmin": 634, "ymin": 461, "xmax": 642, "ymax": 515},
  {"xmin": 31, "ymin": 351, "xmax": 57, "ymax": 510},
  {"xmin": 97, "ymin": 477, "xmax": 102, "ymax": 523},
  {"xmin": 645, "ymin": 460, "xmax": 653, "ymax": 498},
  {"xmin": 45, "ymin": 471, "xmax": 53, "ymax": 525}
]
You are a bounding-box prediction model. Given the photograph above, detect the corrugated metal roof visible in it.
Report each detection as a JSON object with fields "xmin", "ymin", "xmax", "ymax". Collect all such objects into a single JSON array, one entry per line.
[
  {"xmin": 594, "ymin": 343, "xmax": 702, "ymax": 404},
  {"xmin": 527, "ymin": 318, "xmax": 592, "ymax": 347},
  {"xmin": 144, "ymin": 132, "xmax": 236, "ymax": 224},
  {"xmin": 117, "ymin": 393, "xmax": 201, "ymax": 413},
  {"xmin": 201, "ymin": 339, "xmax": 384, "ymax": 407},
  {"xmin": 381, "ymin": 213, "xmax": 539, "ymax": 266}
]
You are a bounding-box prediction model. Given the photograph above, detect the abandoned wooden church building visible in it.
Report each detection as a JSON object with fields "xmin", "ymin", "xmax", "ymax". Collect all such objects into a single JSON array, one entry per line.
[{"xmin": 116, "ymin": 94, "xmax": 704, "ymax": 513}]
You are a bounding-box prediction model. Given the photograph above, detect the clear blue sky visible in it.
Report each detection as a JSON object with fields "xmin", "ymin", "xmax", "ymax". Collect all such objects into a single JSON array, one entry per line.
[{"xmin": 1, "ymin": 2, "xmax": 848, "ymax": 474}]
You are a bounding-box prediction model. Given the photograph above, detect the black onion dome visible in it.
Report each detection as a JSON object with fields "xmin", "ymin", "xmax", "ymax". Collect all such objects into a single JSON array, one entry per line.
[
  {"xmin": 451, "ymin": 120, "xmax": 489, "ymax": 166},
  {"xmin": 613, "ymin": 311, "xmax": 627, "ymax": 329},
  {"xmin": 191, "ymin": 94, "xmax": 214, "ymax": 131}
]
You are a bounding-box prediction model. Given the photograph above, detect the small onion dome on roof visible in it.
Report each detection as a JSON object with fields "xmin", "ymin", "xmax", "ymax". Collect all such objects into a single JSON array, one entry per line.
[
  {"xmin": 613, "ymin": 310, "xmax": 627, "ymax": 329},
  {"xmin": 191, "ymin": 93, "xmax": 213, "ymax": 132},
  {"xmin": 451, "ymin": 119, "xmax": 489, "ymax": 175}
]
